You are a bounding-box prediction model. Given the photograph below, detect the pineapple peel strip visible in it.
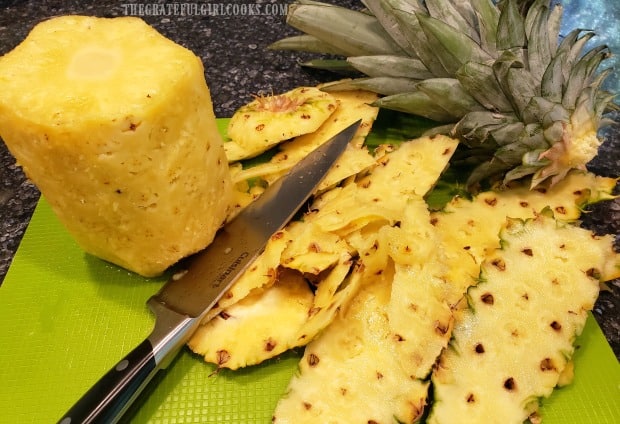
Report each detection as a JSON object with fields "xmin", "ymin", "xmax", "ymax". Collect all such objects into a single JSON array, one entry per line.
[
  {"xmin": 428, "ymin": 214, "xmax": 619, "ymax": 424},
  {"xmin": 231, "ymin": 88, "xmax": 380, "ymax": 187},
  {"xmin": 195, "ymin": 227, "xmax": 290, "ymax": 324},
  {"xmin": 225, "ymin": 86, "xmax": 338, "ymax": 162},
  {"xmin": 270, "ymin": 151, "xmax": 617, "ymax": 420},
  {"xmin": 187, "ymin": 269, "xmax": 314, "ymax": 370},
  {"xmin": 431, "ymin": 170, "xmax": 619, "ymax": 302}
]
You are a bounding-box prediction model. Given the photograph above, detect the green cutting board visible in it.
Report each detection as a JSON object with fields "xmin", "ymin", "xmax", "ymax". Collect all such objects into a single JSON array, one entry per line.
[{"xmin": 1, "ymin": 119, "xmax": 619, "ymax": 423}]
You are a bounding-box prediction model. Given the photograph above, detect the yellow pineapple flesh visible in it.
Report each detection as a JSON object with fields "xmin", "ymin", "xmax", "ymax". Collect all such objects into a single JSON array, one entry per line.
[
  {"xmin": 0, "ymin": 16, "xmax": 232, "ymax": 277},
  {"xmin": 431, "ymin": 171, "xmax": 618, "ymax": 305},
  {"xmin": 188, "ymin": 268, "xmax": 314, "ymax": 370},
  {"xmin": 273, "ymin": 269, "xmax": 429, "ymax": 424},
  {"xmin": 232, "ymin": 89, "xmax": 380, "ymax": 190},
  {"xmin": 385, "ymin": 199, "xmax": 454, "ymax": 380},
  {"xmin": 428, "ymin": 213, "xmax": 620, "ymax": 423},
  {"xmin": 273, "ymin": 137, "xmax": 458, "ymax": 422},
  {"xmin": 225, "ymin": 86, "xmax": 338, "ymax": 162}
]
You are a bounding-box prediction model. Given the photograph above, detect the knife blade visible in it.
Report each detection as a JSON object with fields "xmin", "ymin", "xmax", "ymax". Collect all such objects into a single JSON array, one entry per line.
[{"xmin": 58, "ymin": 119, "xmax": 361, "ymax": 424}]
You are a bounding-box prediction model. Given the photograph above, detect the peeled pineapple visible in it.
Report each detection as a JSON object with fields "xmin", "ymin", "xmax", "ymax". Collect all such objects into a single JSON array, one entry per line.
[
  {"xmin": 0, "ymin": 16, "xmax": 232, "ymax": 276},
  {"xmin": 428, "ymin": 213, "xmax": 620, "ymax": 423}
]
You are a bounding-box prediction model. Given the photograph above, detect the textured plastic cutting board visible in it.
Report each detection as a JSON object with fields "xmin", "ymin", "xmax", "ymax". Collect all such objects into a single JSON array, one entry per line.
[{"xmin": 1, "ymin": 119, "xmax": 619, "ymax": 423}]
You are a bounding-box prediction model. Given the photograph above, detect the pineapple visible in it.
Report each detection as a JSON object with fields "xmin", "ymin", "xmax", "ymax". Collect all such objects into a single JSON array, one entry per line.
[
  {"xmin": 0, "ymin": 16, "xmax": 232, "ymax": 277},
  {"xmin": 308, "ymin": 134, "xmax": 459, "ymax": 237},
  {"xmin": 280, "ymin": 220, "xmax": 352, "ymax": 274},
  {"xmin": 273, "ymin": 137, "xmax": 458, "ymax": 422},
  {"xmin": 428, "ymin": 212, "xmax": 620, "ymax": 423},
  {"xmin": 196, "ymin": 228, "xmax": 291, "ymax": 324},
  {"xmin": 273, "ymin": 269, "xmax": 430, "ymax": 424},
  {"xmin": 271, "ymin": 0, "xmax": 617, "ymax": 189},
  {"xmin": 224, "ymin": 87, "xmax": 338, "ymax": 161},
  {"xmin": 189, "ymin": 232, "xmax": 359, "ymax": 368},
  {"xmin": 232, "ymin": 89, "xmax": 380, "ymax": 190},
  {"xmin": 431, "ymin": 171, "xmax": 618, "ymax": 305},
  {"xmin": 190, "ymin": 134, "xmax": 458, "ymax": 371},
  {"xmin": 384, "ymin": 199, "xmax": 454, "ymax": 380},
  {"xmin": 188, "ymin": 268, "xmax": 315, "ymax": 370}
]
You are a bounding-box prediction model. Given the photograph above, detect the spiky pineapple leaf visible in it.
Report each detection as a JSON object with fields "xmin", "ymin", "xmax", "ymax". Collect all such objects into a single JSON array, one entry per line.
[
  {"xmin": 347, "ymin": 54, "xmax": 434, "ymax": 79},
  {"xmin": 416, "ymin": 13, "xmax": 492, "ymax": 75},
  {"xmin": 320, "ymin": 76, "xmax": 420, "ymax": 96},
  {"xmin": 526, "ymin": 0, "xmax": 554, "ymax": 83},
  {"xmin": 496, "ymin": 0, "xmax": 527, "ymax": 49},
  {"xmin": 286, "ymin": 1, "xmax": 404, "ymax": 57},
  {"xmin": 268, "ymin": 34, "xmax": 352, "ymax": 56},
  {"xmin": 361, "ymin": 0, "xmax": 419, "ymax": 56},
  {"xmin": 300, "ymin": 58, "xmax": 357, "ymax": 74},
  {"xmin": 456, "ymin": 61, "xmax": 514, "ymax": 112},
  {"xmin": 425, "ymin": 0, "xmax": 479, "ymax": 42},
  {"xmin": 415, "ymin": 78, "xmax": 485, "ymax": 119},
  {"xmin": 374, "ymin": 91, "xmax": 457, "ymax": 122},
  {"xmin": 470, "ymin": 0, "xmax": 500, "ymax": 53},
  {"xmin": 389, "ymin": 6, "xmax": 451, "ymax": 77}
]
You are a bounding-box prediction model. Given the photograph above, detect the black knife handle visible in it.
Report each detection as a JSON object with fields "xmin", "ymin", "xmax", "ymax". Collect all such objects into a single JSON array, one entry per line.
[{"xmin": 58, "ymin": 338, "xmax": 157, "ymax": 424}]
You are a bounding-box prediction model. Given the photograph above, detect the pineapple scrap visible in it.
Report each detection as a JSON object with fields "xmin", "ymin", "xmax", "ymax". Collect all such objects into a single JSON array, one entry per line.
[
  {"xmin": 273, "ymin": 269, "xmax": 429, "ymax": 424},
  {"xmin": 309, "ymin": 135, "xmax": 459, "ymax": 236},
  {"xmin": 189, "ymin": 135, "xmax": 459, "ymax": 372},
  {"xmin": 428, "ymin": 213, "xmax": 620, "ymax": 424},
  {"xmin": 196, "ymin": 228, "xmax": 290, "ymax": 324},
  {"xmin": 232, "ymin": 89, "xmax": 380, "ymax": 191},
  {"xmin": 384, "ymin": 200, "xmax": 454, "ymax": 380},
  {"xmin": 431, "ymin": 171, "xmax": 618, "ymax": 305},
  {"xmin": 188, "ymin": 269, "xmax": 314, "ymax": 369},
  {"xmin": 273, "ymin": 138, "xmax": 458, "ymax": 422},
  {"xmin": 225, "ymin": 87, "xmax": 338, "ymax": 161},
  {"xmin": 189, "ymin": 251, "xmax": 358, "ymax": 370},
  {"xmin": 280, "ymin": 221, "xmax": 351, "ymax": 275}
]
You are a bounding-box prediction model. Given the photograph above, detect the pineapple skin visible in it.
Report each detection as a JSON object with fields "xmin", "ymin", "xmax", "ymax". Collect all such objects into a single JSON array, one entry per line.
[
  {"xmin": 273, "ymin": 137, "xmax": 459, "ymax": 422},
  {"xmin": 428, "ymin": 213, "xmax": 618, "ymax": 424},
  {"xmin": 225, "ymin": 86, "xmax": 338, "ymax": 162},
  {"xmin": 0, "ymin": 16, "xmax": 233, "ymax": 277},
  {"xmin": 273, "ymin": 269, "xmax": 429, "ymax": 424},
  {"xmin": 431, "ymin": 171, "xmax": 618, "ymax": 306}
]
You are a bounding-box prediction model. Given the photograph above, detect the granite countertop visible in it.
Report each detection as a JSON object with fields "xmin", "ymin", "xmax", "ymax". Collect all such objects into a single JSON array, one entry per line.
[{"xmin": 0, "ymin": 0, "xmax": 618, "ymax": 364}]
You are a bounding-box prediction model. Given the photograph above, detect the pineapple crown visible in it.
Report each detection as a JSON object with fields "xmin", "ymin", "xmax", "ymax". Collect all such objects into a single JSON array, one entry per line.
[{"xmin": 270, "ymin": 0, "xmax": 617, "ymax": 189}]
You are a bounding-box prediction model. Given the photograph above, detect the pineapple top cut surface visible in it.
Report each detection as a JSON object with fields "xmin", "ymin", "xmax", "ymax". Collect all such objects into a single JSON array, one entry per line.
[{"xmin": 0, "ymin": 16, "xmax": 202, "ymax": 127}]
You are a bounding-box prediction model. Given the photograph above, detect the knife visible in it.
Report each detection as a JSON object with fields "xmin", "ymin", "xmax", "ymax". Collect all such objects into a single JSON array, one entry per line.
[{"xmin": 58, "ymin": 120, "xmax": 361, "ymax": 424}]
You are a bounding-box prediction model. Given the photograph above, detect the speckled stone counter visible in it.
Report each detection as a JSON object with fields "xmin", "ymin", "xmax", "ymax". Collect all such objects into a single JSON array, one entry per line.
[{"xmin": 0, "ymin": 0, "xmax": 618, "ymax": 363}]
